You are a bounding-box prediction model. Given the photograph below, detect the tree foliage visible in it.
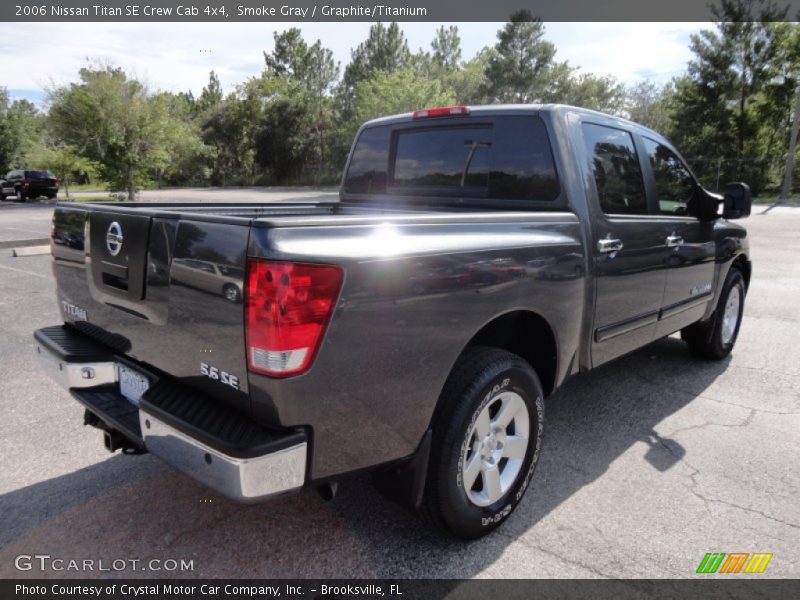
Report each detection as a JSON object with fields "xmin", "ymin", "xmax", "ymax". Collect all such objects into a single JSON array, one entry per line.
[
  {"xmin": 48, "ymin": 66, "xmax": 177, "ymax": 199},
  {"xmin": 481, "ymin": 11, "xmax": 562, "ymax": 103},
  {"xmin": 625, "ymin": 81, "xmax": 676, "ymax": 134},
  {"xmin": 341, "ymin": 22, "xmax": 410, "ymax": 103},
  {"xmin": 28, "ymin": 144, "xmax": 99, "ymax": 198},
  {"xmin": 0, "ymin": 89, "xmax": 45, "ymax": 173},
  {"xmin": 431, "ymin": 25, "xmax": 462, "ymax": 72},
  {"xmin": 668, "ymin": 0, "xmax": 795, "ymax": 192}
]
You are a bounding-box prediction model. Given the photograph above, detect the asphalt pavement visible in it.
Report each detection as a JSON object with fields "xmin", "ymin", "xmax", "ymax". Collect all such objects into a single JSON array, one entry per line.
[{"xmin": 0, "ymin": 199, "xmax": 797, "ymax": 579}]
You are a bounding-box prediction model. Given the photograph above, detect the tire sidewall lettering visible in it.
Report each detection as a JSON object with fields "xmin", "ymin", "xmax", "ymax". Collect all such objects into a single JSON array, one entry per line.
[
  {"xmin": 452, "ymin": 369, "xmax": 542, "ymax": 528},
  {"xmin": 457, "ymin": 377, "xmax": 510, "ymax": 489}
]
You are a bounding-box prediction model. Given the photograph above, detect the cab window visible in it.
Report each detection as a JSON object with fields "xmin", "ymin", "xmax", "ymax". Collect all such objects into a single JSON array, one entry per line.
[
  {"xmin": 643, "ymin": 138, "xmax": 697, "ymax": 216},
  {"xmin": 581, "ymin": 123, "xmax": 647, "ymax": 215}
]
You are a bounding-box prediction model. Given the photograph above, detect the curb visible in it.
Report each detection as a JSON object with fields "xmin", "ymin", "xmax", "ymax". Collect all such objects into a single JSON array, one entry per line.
[
  {"xmin": 0, "ymin": 238, "xmax": 50, "ymax": 250},
  {"xmin": 12, "ymin": 245, "xmax": 50, "ymax": 257}
]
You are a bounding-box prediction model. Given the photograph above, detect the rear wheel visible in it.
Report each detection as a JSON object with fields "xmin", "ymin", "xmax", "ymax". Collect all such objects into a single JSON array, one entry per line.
[
  {"xmin": 422, "ymin": 346, "xmax": 544, "ymax": 539},
  {"xmin": 681, "ymin": 267, "xmax": 745, "ymax": 360}
]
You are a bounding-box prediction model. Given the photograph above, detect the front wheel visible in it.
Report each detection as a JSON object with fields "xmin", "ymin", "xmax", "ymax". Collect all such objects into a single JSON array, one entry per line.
[
  {"xmin": 422, "ymin": 346, "xmax": 544, "ymax": 539},
  {"xmin": 681, "ymin": 267, "xmax": 745, "ymax": 360}
]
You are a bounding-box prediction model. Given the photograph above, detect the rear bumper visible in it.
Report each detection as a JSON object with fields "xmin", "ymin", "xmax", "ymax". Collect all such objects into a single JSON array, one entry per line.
[
  {"xmin": 34, "ymin": 325, "xmax": 307, "ymax": 502},
  {"xmin": 25, "ymin": 185, "xmax": 58, "ymax": 194},
  {"xmin": 140, "ymin": 414, "xmax": 306, "ymax": 501}
]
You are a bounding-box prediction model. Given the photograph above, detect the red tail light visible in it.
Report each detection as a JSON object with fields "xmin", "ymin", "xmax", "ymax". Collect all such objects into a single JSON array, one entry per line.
[
  {"xmin": 412, "ymin": 105, "xmax": 470, "ymax": 119},
  {"xmin": 245, "ymin": 259, "xmax": 343, "ymax": 377},
  {"xmin": 23, "ymin": 178, "xmax": 30, "ymax": 187},
  {"xmin": 54, "ymin": 179, "xmax": 60, "ymax": 186}
]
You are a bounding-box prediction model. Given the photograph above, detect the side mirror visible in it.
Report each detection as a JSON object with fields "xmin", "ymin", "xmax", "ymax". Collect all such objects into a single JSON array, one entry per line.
[
  {"xmin": 690, "ymin": 186, "xmax": 724, "ymax": 221},
  {"xmin": 723, "ymin": 182, "xmax": 751, "ymax": 219}
]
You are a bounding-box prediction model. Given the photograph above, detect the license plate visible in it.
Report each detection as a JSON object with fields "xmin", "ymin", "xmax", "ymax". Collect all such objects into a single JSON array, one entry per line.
[{"xmin": 118, "ymin": 364, "xmax": 150, "ymax": 406}]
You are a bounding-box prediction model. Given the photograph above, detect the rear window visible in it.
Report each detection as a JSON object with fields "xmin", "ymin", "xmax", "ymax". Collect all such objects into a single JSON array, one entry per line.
[
  {"xmin": 25, "ymin": 170, "xmax": 55, "ymax": 179},
  {"xmin": 343, "ymin": 116, "xmax": 559, "ymax": 201}
]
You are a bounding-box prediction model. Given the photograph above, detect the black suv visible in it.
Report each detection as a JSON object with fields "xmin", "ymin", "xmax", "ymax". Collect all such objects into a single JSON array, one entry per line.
[{"xmin": 0, "ymin": 169, "xmax": 59, "ymax": 201}]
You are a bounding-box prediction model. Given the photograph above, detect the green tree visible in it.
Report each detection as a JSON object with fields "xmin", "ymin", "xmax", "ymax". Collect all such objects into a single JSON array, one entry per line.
[
  {"xmin": 254, "ymin": 29, "xmax": 340, "ymax": 183},
  {"xmin": 431, "ymin": 25, "xmax": 462, "ymax": 72},
  {"xmin": 340, "ymin": 22, "xmax": 410, "ymax": 104},
  {"xmin": 264, "ymin": 28, "xmax": 339, "ymax": 92},
  {"xmin": 201, "ymin": 93, "xmax": 254, "ymax": 186},
  {"xmin": 759, "ymin": 22, "xmax": 800, "ymax": 179},
  {"xmin": 481, "ymin": 11, "xmax": 562, "ymax": 103},
  {"xmin": 0, "ymin": 88, "xmax": 12, "ymax": 172},
  {"xmin": 448, "ymin": 54, "xmax": 489, "ymax": 105},
  {"xmin": 625, "ymin": 81, "xmax": 676, "ymax": 134},
  {"xmin": 544, "ymin": 72, "xmax": 626, "ymax": 113},
  {"xmin": 670, "ymin": 0, "xmax": 789, "ymax": 191},
  {"xmin": 48, "ymin": 65, "xmax": 176, "ymax": 200},
  {"xmin": 250, "ymin": 79, "xmax": 316, "ymax": 183},
  {"xmin": 195, "ymin": 70, "xmax": 223, "ymax": 115},
  {"xmin": 0, "ymin": 91, "xmax": 44, "ymax": 172},
  {"xmin": 154, "ymin": 91, "xmax": 213, "ymax": 186},
  {"xmin": 28, "ymin": 144, "xmax": 99, "ymax": 198},
  {"xmin": 350, "ymin": 67, "xmax": 455, "ymax": 127}
]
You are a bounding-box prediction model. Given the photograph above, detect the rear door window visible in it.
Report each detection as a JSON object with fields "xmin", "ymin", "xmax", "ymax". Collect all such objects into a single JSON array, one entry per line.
[{"xmin": 581, "ymin": 123, "xmax": 647, "ymax": 215}]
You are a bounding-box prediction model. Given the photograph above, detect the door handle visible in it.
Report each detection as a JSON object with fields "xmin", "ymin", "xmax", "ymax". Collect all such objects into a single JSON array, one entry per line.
[
  {"xmin": 597, "ymin": 238, "xmax": 624, "ymax": 253},
  {"xmin": 666, "ymin": 235, "xmax": 684, "ymax": 247}
]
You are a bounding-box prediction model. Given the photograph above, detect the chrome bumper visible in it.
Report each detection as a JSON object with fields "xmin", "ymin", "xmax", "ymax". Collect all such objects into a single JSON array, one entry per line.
[
  {"xmin": 35, "ymin": 333, "xmax": 307, "ymax": 502},
  {"xmin": 36, "ymin": 343, "xmax": 118, "ymax": 388},
  {"xmin": 139, "ymin": 409, "xmax": 307, "ymax": 502}
]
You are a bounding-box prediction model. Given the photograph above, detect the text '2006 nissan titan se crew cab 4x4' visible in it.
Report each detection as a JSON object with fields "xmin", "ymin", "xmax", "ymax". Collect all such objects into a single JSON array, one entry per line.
[{"xmin": 36, "ymin": 105, "xmax": 752, "ymax": 539}]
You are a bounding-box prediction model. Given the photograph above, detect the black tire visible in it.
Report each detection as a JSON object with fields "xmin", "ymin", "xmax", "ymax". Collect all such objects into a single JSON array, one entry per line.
[
  {"xmin": 14, "ymin": 189, "xmax": 26, "ymax": 202},
  {"xmin": 681, "ymin": 267, "xmax": 745, "ymax": 360},
  {"xmin": 422, "ymin": 346, "xmax": 544, "ymax": 539},
  {"xmin": 222, "ymin": 283, "xmax": 242, "ymax": 303},
  {"xmin": 48, "ymin": 193, "xmax": 57, "ymax": 200}
]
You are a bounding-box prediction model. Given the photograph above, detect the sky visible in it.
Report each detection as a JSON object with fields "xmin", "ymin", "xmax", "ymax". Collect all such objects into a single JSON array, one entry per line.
[{"xmin": 0, "ymin": 22, "xmax": 708, "ymax": 107}]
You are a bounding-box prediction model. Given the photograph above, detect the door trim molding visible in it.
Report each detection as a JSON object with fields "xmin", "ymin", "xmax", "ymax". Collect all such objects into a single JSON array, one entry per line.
[
  {"xmin": 659, "ymin": 293, "xmax": 713, "ymax": 320},
  {"xmin": 595, "ymin": 310, "xmax": 659, "ymax": 343}
]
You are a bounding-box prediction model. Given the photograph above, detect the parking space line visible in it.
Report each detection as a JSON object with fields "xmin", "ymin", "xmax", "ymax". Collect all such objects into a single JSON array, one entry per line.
[
  {"xmin": 0, "ymin": 262, "xmax": 51, "ymax": 280},
  {"xmin": 1, "ymin": 227, "xmax": 50, "ymax": 236}
]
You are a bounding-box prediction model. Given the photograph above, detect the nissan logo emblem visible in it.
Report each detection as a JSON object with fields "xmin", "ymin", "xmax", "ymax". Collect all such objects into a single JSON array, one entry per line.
[{"xmin": 106, "ymin": 222, "xmax": 123, "ymax": 256}]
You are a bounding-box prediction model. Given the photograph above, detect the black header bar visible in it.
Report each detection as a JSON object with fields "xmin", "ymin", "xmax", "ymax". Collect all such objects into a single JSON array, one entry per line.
[
  {"xmin": 2, "ymin": 0, "xmax": 800, "ymax": 22},
  {"xmin": 4, "ymin": 579, "xmax": 800, "ymax": 600}
]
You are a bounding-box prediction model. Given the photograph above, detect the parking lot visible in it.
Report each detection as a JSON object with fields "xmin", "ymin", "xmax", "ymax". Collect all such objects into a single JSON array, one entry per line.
[{"xmin": 0, "ymin": 200, "xmax": 798, "ymax": 579}]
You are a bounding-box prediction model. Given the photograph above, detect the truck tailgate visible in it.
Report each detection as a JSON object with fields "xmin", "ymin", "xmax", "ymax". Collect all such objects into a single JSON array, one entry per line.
[{"xmin": 52, "ymin": 205, "xmax": 251, "ymax": 413}]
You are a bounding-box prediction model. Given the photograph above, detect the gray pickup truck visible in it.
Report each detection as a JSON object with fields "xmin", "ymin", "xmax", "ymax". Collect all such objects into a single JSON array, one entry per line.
[{"xmin": 36, "ymin": 104, "xmax": 752, "ymax": 539}]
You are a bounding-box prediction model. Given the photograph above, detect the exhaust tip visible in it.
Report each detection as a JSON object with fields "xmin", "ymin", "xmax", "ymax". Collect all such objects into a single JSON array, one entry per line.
[{"xmin": 317, "ymin": 482, "xmax": 338, "ymax": 502}]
